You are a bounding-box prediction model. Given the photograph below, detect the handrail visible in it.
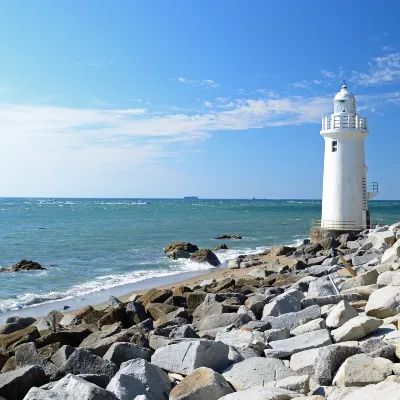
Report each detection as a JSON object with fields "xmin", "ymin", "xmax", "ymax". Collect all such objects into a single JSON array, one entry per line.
[
  {"xmin": 322, "ymin": 115, "xmax": 368, "ymax": 130},
  {"xmin": 311, "ymin": 219, "xmax": 377, "ymax": 230},
  {"xmin": 367, "ymin": 182, "xmax": 378, "ymax": 193}
]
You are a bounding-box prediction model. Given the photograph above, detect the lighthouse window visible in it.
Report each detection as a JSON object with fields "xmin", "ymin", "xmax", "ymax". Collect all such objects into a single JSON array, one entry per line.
[{"xmin": 332, "ymin": 140, "xmax": 338, "ymax": 152}]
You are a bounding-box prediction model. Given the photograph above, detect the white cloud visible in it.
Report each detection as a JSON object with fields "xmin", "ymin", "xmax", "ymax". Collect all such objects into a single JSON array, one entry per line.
[
  {"xmin": 368, "ymin": 32, "xmax": 388, "ymax": 41},
  {"xmin": 321, "ymin": 70, "xmax": 336, "ymax": 79},
  {"xmin": 75, "ymin": 60, "xmax": 114, "ymax": 68},
  {"xmin": 352, "ymin": 52, "xmax": 400, "ymax": 86},
  {"xmin": 382, "ymin": 45, "xmax": 395, "ymax": 52},
  {"xmin": 175, "ymin": 77, "xmax": 219, "ymax": 88},
  {"xmin": 128, "ymin": 98, "xmax": 142, "ymax": 103},
  {"xmin": 204, "ymin": 101, "xmax": 213, "ymax": 107}
]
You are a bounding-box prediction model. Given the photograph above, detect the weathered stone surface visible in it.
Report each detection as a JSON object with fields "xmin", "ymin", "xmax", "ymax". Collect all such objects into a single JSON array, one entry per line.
[
  {"xmin": 340, "ymin": 381, "xmax": 400, "ymax": 400},
  {"xmin": 377, "ymin": 271, "xmax": 400, "ymax": 286},
  {"xmin": 307, "ymin": 276, "xmax": 337, "ymax": 298},
  {"xmin": 290, "ymin": 348, "xmax": 320, "ymax": 375},
  {"xmin": 169, "ymin": 367, "xmax": 234, "ymax": 400},
  {"xmin": 269, "ymin": 245, "xmax": 296, "ymax": 257},
  {"xmin": 51, "ymin": 345, "xmax": 76, "ymax": 367},
  {"xmin": 331, "ymin": 316, "xmax": 383, "ymax": 342},
  {"xmin": 314, "ymin": 345, "xmax": 361, "ymax": 386},
  {"xmin": 185, "ymin": 292, "xmax": 207, "ymax": 309},
  {"xmin": 215, "ymin": 329, "xmax": 265, "ymax": 347},
  {"xmin": 141, "ymin": 288, "xmax": 172, "ymax": 307},
  {"xmin": 262, "ymin": 292, "xmax": 301, "ymax": 318},
  {"xmin": 107, "ymin": 358, "xmax": 171, "ymax": 400},
  {"xmin": 169, "ymin": 325, "xmax": 199, "ymax": 339},
  {"xmin": 35, "ymin": 325, "xmax": 93, "ymax": 348},
  {"xmin": 265, "ymin": 374, "xmax": 310, "ymax": 395},
  {"xmin": 6, "ymin": 316, "xmax": 36, "ymax": 326},
  {"xmin": 151, "ymin": 340, "xmax": 230, "ymax": 375},
  {"xmin": 145, "ymin": 303, "xmax": 178, "ymax": 320},
  {"xmin": 190, "ymin": 249, "xmax": 220, "ymax": 266},
  {"xmin": 268, "ymin": 329, "xmax": 332, "ymax": 357},
  {"xmin": 301, "ymin": 294, "xmax": 361, "ymax": 308},
  {"xmin": 326, "ymin": 300, "xmax": 358, "ymax": 329},
  {"xmin": 165, "ymin": 241, "xmax": 198, "ymax": 254},
  {"xmin": 195, "ymin": 313, "xmax": 251, "ymax": 330},
  {"xmin": 332, "ymin": 354, "xmax": 393, "ymax": 387},
  {"xmin": 219, "ymin": 386, "xmax": 301, "ymax": 399},
  {"xmin": 0, "ymin": 365, "xmax": 47, "ymax": 400},
  {"xmin": 0, "ymin": 322, "xmax": 27, "ymax": 335},
  {"xmin": 262, "ymin": 305, "xmax": 321, "ymax": 330},
  {"xmin": 265, "ymin": 328, "xmax": 290, "ymax": 342},
  {"xmin": 51, "ymin": 348, "xmax": 118, "ymax": 381},
  {"xmin": 381, "ymin": 239, "xmax": 400, "ymax": 264},
  {"xmin": 360, "ymin": 337, "xmax": 396, "ymax": 360},
  {"xmin": 126, "ymin": 301, "xmax": 148, "ymax": 325},
  {"xmin": 366, "ymin": 286, "xmax": 400, "ymax": 318},
  {"xmin": 215, "ymin": 235, "xmax": 242, "ymax": 240},
  {"xmin": 339, "ymin": 269, "xmax": 378, "ymax": 291},
  {"xmin": 153, "ymin": 308, "xmax": 188, "ymax": 329},
  {"xmin": 0, "ymin": 325, "xmax": 38, "ymax": 350},
  {"xmin": 103, "ymin": 342, "xmax": 152, "ymax": 367},
  {"xmin": 290, "ymin": 318, "xmax": 326, "ymax": 336},
  {"xmin": 222, "ymin": 357, "xmax": 295, "ymax": 391}
]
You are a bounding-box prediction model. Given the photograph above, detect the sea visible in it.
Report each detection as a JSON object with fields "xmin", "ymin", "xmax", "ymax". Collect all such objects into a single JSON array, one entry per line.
[{"xmin": 0, "ymin": 198, "xmax": 399, "ymax": 321}]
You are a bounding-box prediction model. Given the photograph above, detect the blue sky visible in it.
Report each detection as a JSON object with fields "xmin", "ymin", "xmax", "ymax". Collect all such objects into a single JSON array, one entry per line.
[{"xmin": 0, "ymin": 1, "xmax": 399, "ymax": 199}]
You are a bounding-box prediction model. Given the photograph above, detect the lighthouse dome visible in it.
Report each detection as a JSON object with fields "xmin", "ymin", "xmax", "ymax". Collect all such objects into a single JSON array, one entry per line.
[
  {"xmin": 334, "ymin": 84, "xmax": 354, "ymax": 101},
  {"xmin": 333, "ymin": 84, "xmax": 356, "ymax": 114}
]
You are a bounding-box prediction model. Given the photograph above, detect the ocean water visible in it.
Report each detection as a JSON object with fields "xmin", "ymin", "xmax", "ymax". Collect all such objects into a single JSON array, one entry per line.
[{"xmin": 0, "ymin": 198, "xmax": 399, "ymax": 315}]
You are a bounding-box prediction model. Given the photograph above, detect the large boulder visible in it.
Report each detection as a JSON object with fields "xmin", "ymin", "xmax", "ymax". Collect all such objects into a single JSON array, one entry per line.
[
  {"xmin": 0, "ymin": 325, "xmax": 38, "ymax": 350},
  {"xmin": 307, "ymin": 276, "xmax": 337, "ymax": 298},
  {"xmin": 365, "ymin": 286, "xmax": 400, "ymax": 318},
  {"xmin": 219, "ymin": 386, "xmax": 300, "ymax": 399},
  {"xmin": 51, "ymin": 345, "xmax": 76, "ymax": 367},
  {"xmin": 326, "ymin": 300, "xmax": 358, "ymax": 329},
  {"xmin": 35, "ymin": 325, "xmax": 93, "ymax": 348},
  {"xmin": 381, "ymin": 239, "xmax": 400, "ymax": 264},
  {"xmin": 169, "ymin": 367, "xmax": 234, "ymax": 400},
  {"xmin": 340, "ymin": 381, "xmax": 400, "ymax": 400},
  {"xmin": 222, "ymin": 358, "xmax": 295, "ymax": 391},
  {"xmin": 164, "ymin": 241, "xmax": 199, "ymax": 254},
  {"xmin": 151, "ymin": 340, "xmax": 231, "ymax": 375},
  {"xmin": 3, "ymin": 260, "xmax": 45, "ymax": 272},
  {"xmin": 215, "ymin": 235, "xmax": 242, "ymax": 240},
  {"xmin": 339, "ymin": 269, "xmax": 378, "ymax": 291},
  {"xmin": 264, "ymin": 375, "xmax": 310, "ymax": 395},
  {"xmin": 190, "ymin": 250, "xmax": 220, "ymax": 266},
  {"xmin": 107, "ymin": 358, "xmax": 171, "ymax": 400},
  {"xmin": 332, "ymin": 354, "xmax": 393, "ymax": 387},
  {"xmin": 195, "ymin": 313, "xmax": 251, "ymax": 331},
  {"xmin": 0, "ymin": 365, "xmax": 47, "ymax": 400},
  {"xmin": 269, "ymin": 246, "xmax": 296, "ymax": 257},
  {"xmin": 331, "ymin": 316, "xmax": 383, "ymax": 342},
  {"xmin": 103, "ymin": 342, "xmax": 152, "ymax": 367},
  {"xmin": 262, "ymin": 292, "xmax": 301, "ymax": 318},
  {"xmin": 215, "ymin": 329, "xmax": 265, "ymax": 347}
]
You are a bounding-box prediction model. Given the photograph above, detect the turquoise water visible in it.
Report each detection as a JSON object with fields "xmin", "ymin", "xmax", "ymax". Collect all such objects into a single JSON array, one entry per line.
[{"xmin": 0, "ymin": 198, "xmax": 399, "ymax": 313}]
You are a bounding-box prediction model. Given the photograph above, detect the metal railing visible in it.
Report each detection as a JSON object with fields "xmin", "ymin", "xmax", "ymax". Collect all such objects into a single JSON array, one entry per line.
[
  {"xmin": 311, "ymin": 219, "xmax": 377, "ymax": 230},
  {"xmin": 367, "ymin": 182, "xmax": 379, "ymax": 193},
  {"xmin": 322, "ymin": 115, "xmax": 368, "ymax": 130}
]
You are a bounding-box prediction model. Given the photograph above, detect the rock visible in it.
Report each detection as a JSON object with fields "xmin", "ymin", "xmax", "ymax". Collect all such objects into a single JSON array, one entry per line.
[
  {"xmin": 103, "ymin": 342, "xmax": 152, "ymax": 367},
  {"xmin": 339, "ymin": 270, "xmax": 379, "ymax": 291},
  {"xmin": 365, "ymin": 286, "xmax": 400, "ymax": 318},
  {"xmin": 290, "ymin": 348, "xmax": 320, "ymax": 375},
  {"xmin": 25, "ymin": 373, "xmax": 118, "ymax": 399},
  {"xmin": 195, "ymin": 313, "xmax": 251, "ymax": 330},
  {"xmin": 4, "ymin": 260, "xmax": 45, "ymax": 272},
  {"xmin": 339, "ymin": 381, "xmax": 400, "ymax": 400},
  {"xmin": 326, "ymin": 300, "xmax": 358, "ymax": 329},
  {"xmin": 51, "ymin": 345, "xmax": 76, "ymax": 367},
  {"xmin": 301, "ymin": 293, "xmax": 362, "ymax": 308},
  {"xmin": 377, "ymin": 271, "xmax": 400, "ymax": 286},
  {"xmin": 265, "ymin": 374, "xmax": 310, "ymax": 395},
  {"xmin": 125, "ymin": 301, "xmax": 148, "ymax": 325},
  {"xmin": 360, "ymin": 337, "xmax": 396, "ymax": 360},
  {"xmin": 35, "ymin": 325, "xmax": 93, "ymax": 348},
  {"xmin": 107, "ymin": 358, "xmax": 171, "ymax": 400},
  {"xmin": 5, "ymin": 316, "xmax": 36, "ymax": 326},
  {"xmin": 262, "ymin": 305, "xmax": 321, "ymax": 330},
  {"xmin": 151, "ymin": 340, "xmax": 230, "ymax": 375},
  {"xmin": 369, "ymin": 231, "xmax": 396, "ymax": 249},
  {"xmin": 353, "ymin": 250, "xmax": 383, "ymax": 267},
  {"xmin": 213, "ymin": 244, "xmax": 229, "ymax": 251},
  {"xmin": 215, "ymin": 235, "xmax": 242, "ymax": 240},
  {"xmin": 14, "ymin": 342, "xmax": 50, "ymax": 373},
  {"xmin": 240, "ymin": 320, "xmax": 272, "ymax": 332},
  {"xmin": 381, "ymin": 239, "xmax": 400, "ymax": 264},
  {"xmin": 237, "ymin": 305, "xmax": 256, "ymax": 320},
  {"xmin": 290, "ymin": 318, "xmax": 326, "ymax": 336},
  {"xmin": 262, "ymin": 292, "xmax": 301, "ymax": 319},
  {"xmin": 308, "ymin": 256, "xmax": 328, "ymax": 266},
  {"xmin": 331, "ymin": 316, "xmax": 383, "ymax": 342},
  {"xmin": 265, "ymin": 328, "xmax": 290, "ymax": 342},
  {"xmin": 307, "ymin": 276, "xmax": 338, "ymax": 298},
  {"xmin": 186, "ymin": 292, "xmax": 207, "ymax": 309},
  {"xmin": 141, "ymin": 288, "xmax": 172, "ymax": 307},
  {"xmin": 164, "ymin": 241, "xmax": 199, "ymax": 254},
  {"xmin": 153, "ymin": 308, "xmax": 188, "ymax": 329},
  {"xmin": 169, "ymin": 325, "xmax": 199, "ymax": 339},
  {"xmin": 0, "ymin": 365, "xmax": 47, "ymax": 400},
  {"xmin": 227, "ymin": 259, "xmax": 241, "ymax": 269},
  {"xmin": 314, "ymin": 345, "xmax": 361, "ymax": 385},
  {"xmin": 222, "ymin": 357, "xmax": 295, "ymax": 391},
  {"xmin": 219, "ymin": 386, "xmax": 301, "ymax": 399},
  {"xmin": 332, "ymin": 354, "xmax": 393, "ymax": 387},
  {"xmin": 108, "ymin": 295, "xmax": 122, "ymax": 307},
  {"xmin": 0, "ymin": 322, "xmax": 28, "ymax": 335},
  {"xmin": 0, "ymin": 325, "xmax": 39, "ymax": 350},
  {"xmin": 215, "ymin": 329, "xmax": 265, "ymax": 347},
  {"xmin": 268, "ymin": 329, "xmax": 332, "ymax": 357},
  {"xmin": 190, "ymin": 249, "xmax": 220, "ymax": 266},
  {"xmin": 145, "ymin": 303, "xmax": 178, "ymax": 320},
  {"xmin": 169, "ymin": 367, "xmax": 234, "ymax": 400},
  {"xmin": 51, "ymin": 348, "xmax": 118, "ymax": 381},
  {"xmin": 269, "ymin": 246, "xmax": 296, "ymax": 257}
]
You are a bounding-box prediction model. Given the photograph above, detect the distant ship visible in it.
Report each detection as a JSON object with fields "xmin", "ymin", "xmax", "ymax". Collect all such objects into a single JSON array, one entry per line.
[{"xmin": 183, "ymin": 196, "xmax": 199, "ymax": 200}]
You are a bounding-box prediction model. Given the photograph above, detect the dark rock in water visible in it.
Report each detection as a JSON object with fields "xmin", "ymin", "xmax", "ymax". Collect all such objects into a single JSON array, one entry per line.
[
  {"xmin": 167, "ymin": 250, "xmax": 191, "ymax": 259},
  {"xmin": 63, "ymin": 305, "xmax": 70, "ymax": 310},
  {"xmin": 0, "ymin": 365, "xmax": 47, "ymax": 400},
  {"xmin": 190, "ymin": 249, "xmax": 220, "ymax": 266},
  {"xmin": 213, "ymin": 244, "xmax": 229, "ymax": 251},
  {"xmin": 215, "ymin": 235, "xmax": 242, "ymax": 240},
  {"xmin": 1, "ymin": 260, "xmax": 45, "ymax": 273},
  {"xmin": 164, "ymin": 241, "xmax": 199, "ymax": 254}
]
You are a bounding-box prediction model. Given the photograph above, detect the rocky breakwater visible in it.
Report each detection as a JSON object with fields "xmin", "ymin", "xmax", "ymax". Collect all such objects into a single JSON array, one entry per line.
[{"xmin": 2, "ymin": 222, "xmax": 400, "ymax": 398}]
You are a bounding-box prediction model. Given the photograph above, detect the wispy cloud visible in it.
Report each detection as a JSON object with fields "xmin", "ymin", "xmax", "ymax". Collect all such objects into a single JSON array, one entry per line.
[
  {"xmin": 382, "ymin": 45, "xmax": 395, "ymax": 52},
  {"xmin": 128, "ymin": 98, "xmax": 143, "ymax": 103},
  {"xmin": 321, "ymin": 70, "xmax": 336, "ymax": 79},
  {"xmin": 368, "ymin": 32, "xmax": 388, "ymax": 42},
  {"xmin": 291, "ymin": 80, "xmax": 322, "ymax": 89},
  {"xmin": 251, "ymin": 73, "xmax": 279, "ymax": 79},
  {"xmin": 174, "ymin": 77, "xmax": 219, "ymax": 88},
  {"xmin": 352, "ymin": 52, "xmax": 400, "ymax": 86},
  {"xmin": 75, "ymin": 60, "xmax": 114, "ymax": 68}
]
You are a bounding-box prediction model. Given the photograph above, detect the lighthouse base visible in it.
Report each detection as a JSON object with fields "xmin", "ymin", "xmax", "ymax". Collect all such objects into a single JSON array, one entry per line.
[{"xmin": 310, "ymin": 226, "xmax": 363, "ymax": 245}]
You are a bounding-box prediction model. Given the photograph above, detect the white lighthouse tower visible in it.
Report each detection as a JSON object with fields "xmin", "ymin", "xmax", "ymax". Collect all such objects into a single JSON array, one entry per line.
[{"xmin": 311, "ymin": 83, "xmax": 378, "ymax": 240}]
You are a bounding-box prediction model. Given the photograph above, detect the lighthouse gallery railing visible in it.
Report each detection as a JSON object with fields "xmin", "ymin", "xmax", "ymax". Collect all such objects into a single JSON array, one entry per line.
[
  {"xmin": 322, "ymin": 115, "xmax": 368, "ymax": 130},
  {"xmin": 311, "ymin": 220, "xmax": 377, "ymax": 230}
]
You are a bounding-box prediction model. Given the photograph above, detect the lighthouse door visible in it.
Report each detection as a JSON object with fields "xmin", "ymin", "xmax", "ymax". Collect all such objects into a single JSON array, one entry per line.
[{"xmin": 366, "ymin": 210, "xmax": 371, "ymax": 229}]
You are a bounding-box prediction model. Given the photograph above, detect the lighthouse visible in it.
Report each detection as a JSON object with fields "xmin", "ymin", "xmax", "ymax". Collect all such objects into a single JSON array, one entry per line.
[{"xmin": 311, "ymin": 83, "xmax": 378, "ymax": 242}]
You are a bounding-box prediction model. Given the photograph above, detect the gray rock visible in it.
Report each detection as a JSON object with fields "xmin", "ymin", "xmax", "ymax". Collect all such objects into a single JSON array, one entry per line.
[
  {"xmin": 339, "ymin": 381, "xmax": 400, "ymax": 400},
  {"xmin": 151, "ymin": 340, "xmax": 231, "ymax": 375},
  {"xmin": 377, "ymin": 271, "xmax": 400, "ymax": 286},
  {"xmin": 0, "ymin": 365, "xmax": 47, "ymax": 400},
  {"xmin": 381, "ymin": 239, "xmax": 400, "ymax": 264},
  {"xmin": 353, "ymin": 250, "xmax": 383, "ymax": 267},
  {"xmin": 366, "ymin": 286, "xmax": 400, "ymax": 318},
  {"xmin": 0, "ymin": 322, "xmax": 27, "ymax": 335},
  {"xmin": 314, "ymin": 345, "xmax": 361, "ymax": 385},
  {"xmin": 222, "ymin": 357, "xmax": 295, "ymax": 391},
  {"xmin": 245, "ymin": 294, "xmax": 268, "ymax": 319},
  {"xmin": 326, "ymin": 300, "xmax": 358, "ymax": 329},
  {"xmin": 240, "ymin": 320, "xmax": 271, "ymax": 332},
  {"xmin": 262, "ymin": 305, "xmax": 321, "ymax": 330},
  {"xmin": 290, "ymin": 348, "xmax": 320, "ymax": 375},
  {"xmin": 194, "ymin": 313, "xmax": 251, "ymax": 331},
  {"xmin": 219, "ymin": 386, "xmax": 300, "ymax": 399},
  {"xmin": 331, "ymin": 316, "xmax": 383, "ymax": 342},
  {"xmin": 264, "ymin": 374, "xmax": 310, "ymax": 395},
  {"xmin": 290, "ymin": 318, "xmax": 326, "ymax": 336},
  {"xmin": 268, "ymin": 329, "xmax": 332, "ymax": 357},
  {"xmin": 215, "ymin": 329, "xmax": 265, "ymax": 347},
  {"xmin": 6, "ymin": 316, "xmax": 36, "ymax": 326},
  {"xmin": 332, "ymin": 354, "xmax": 393, "ymax": 387},
  {"xmin": 307, "ymin": 276, "xmax": 338, "ymax": 298},
  {"xmin": 107, "ymin": 358, "xmax": 171, "ymax": 400},
  {"xmin": 301, "ymin": 294, "xmax": 361, "ymax": 308},
  {"xmin": 15, "ymin": 342, "xmax": 43, "ymax": 368},
  {"xmin": 236, "ymin": 305, "xmax": 256, "ymax": 320},
  {"xmin": 169, "ymin": 367, "xmax": 234, "ymax": 400},
  {"xmin": 262, "ymin": 293, "xmax": 301, "ymax": 318},
  {"xmin": 51, "ymin": 348, "xmax": 118, "ymax": 381},
  {"xmin": 77, "ymin": 373, "xmax": 111, "ymax": 389},
  {"xmin": 339, "ymin": 269, "xmax": 379, "ymax": 291},
  {"xmin": 227, "ymin": 259, "xmax": 240, "ymax": 269},
  {"xmin": 79, "ymin": 330, "xmax": 132, "ymax": 357},
  {"xmin": 360, "ymin": 337, "xmax": 396, "ymax": 360},
  {"xmin": 169, "ymin": 325, "xmax": 199, "ymax": 339},
  {"xmin": 51, "ymin": 345, "xmax": 76, "ymax": 367},
  {"xmin": 265, "ymin": 328, "xmax": 290, "ymax": 342},
  {"xmin": 103, "ymin": 342, "xmax": 152, "ymax": 367},
  {"xmin": 308, "ymin": 256, "xmax": 328, "ymax": 266}
]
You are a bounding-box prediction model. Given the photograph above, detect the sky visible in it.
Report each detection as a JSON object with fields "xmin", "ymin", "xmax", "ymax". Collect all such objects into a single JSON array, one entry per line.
[{"xmin": 0, "ymin": 1, "xmax": 399, "ymax": 199}]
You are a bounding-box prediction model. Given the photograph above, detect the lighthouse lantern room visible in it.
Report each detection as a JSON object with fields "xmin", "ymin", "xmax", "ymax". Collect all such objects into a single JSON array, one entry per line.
[{"xmin": 311, "ymin": 83, "xmax": 378, "ymax": 242}]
